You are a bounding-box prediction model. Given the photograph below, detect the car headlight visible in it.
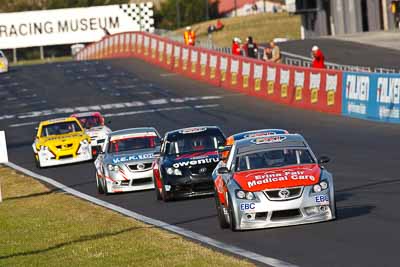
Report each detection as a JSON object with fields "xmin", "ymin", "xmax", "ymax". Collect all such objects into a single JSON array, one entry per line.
[
  {"xmin": 236, "ymin": 190, "xmax": 255, "ymax": 200},
  {"xmin": 313, "ymin": 180, "xmax": 329, "ymax": 193},
  {"xmin": 166, "ymin": 167, "xmax": 182, "ymax": 176},
  {"xmin": 107, "ymin": 164, "xmax": 119, "ymax": 172}
]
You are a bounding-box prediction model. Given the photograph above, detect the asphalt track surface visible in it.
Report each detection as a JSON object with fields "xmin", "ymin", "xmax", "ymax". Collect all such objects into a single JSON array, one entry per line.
[
  {"xmin": 1, "ymin": 57, "xmax": 400, "ymax": 267},
  {"xmin": 278, "ymin": 38, "xmax": 400, "ymax": 69}
]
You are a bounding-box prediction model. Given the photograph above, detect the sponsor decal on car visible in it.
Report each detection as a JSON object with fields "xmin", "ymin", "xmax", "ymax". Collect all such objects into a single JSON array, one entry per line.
[
  {"xmin": 172, "ymin": 156, "xmax": 219, "ymax": 168},
  {"xmin": 178, "ymin": 127, "xmax": 207, "ymax": 134},
  {"xmin": 250, "ymin": 136, "xmax": 286, "ymax": 145},
  {"xmin": 240, "ymin": 203, "xmax": 255, "ymax": 211},
  {"xmin": 243, "ymin": 132, "xmax": 278, "ymax": 138},
  {"xmin": 110, "ymin": 132, "xmax": 157, "ymax": 141},
  {"xmin": 315, "ymin": 195, "xmax": 329, "ymax": 205},
  {"xmin": 112, "ymin": 153, "xmax": 154, "ymax": 164},
  {"xmin": 234, "ymin": 165, "xmax": 321, "ymax": 191}
]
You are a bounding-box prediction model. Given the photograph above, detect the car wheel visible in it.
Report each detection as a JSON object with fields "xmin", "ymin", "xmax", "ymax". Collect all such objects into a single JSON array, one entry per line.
[
  {"xmin": 96, "ymin": 174, "xmax": 104, "ymax": 194},
  {"xmin": 214, "ymin": 188, "xmax": 229, "ymax": 229},
  {"xmin": 154, "ymin": 178, "xmax": 162, "ymax": 200},
  {"xmin": 103, "ymin": 179, "xmax": 109, "ymax": 195},
  {"xmin": 227, "ymin": 194, "xmax": 238, "ymax": 231},
  {"xmin": 161, "ymin": 181, "xmax": 172, "ymax": 202},
  {"xmin": 35, "ymin": 154, "xmax": 42, "ymax": 169}
]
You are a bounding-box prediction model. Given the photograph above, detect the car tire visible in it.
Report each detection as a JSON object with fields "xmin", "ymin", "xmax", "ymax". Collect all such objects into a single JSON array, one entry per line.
[
  {"xmin": 35, "ymin": 154, "xmax": 42, "ymax": 169},
  {"xmin": 161, "ymin": 181, "xmax": 172, "ymax": 202},
  {"xmin": 214, "ymin": 188, "xmax": 229, "ymax": 229},
  {"xmin": 154, "ymin": 178, "xmax": 162, "ymax": 200},
  {"xmin": 96, "ymin": 174, "xmax": 104, "ymax": 194},
  {"xmin": 227, "ymin": 194, "xmax": 238, "ymax": 231},
  {"xmin": 103, "ymin": 179, "xmax": 110, "ymax": 195}
]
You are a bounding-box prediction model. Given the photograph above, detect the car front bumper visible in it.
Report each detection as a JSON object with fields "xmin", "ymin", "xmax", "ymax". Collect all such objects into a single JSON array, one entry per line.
[
  {"xmin": 164, "ymin": 175, "xmax": 214, "ymax": 198},
  {"xmin": 232, "ymin": 187, "xmax": 335, "ymax": 230},
  {"xmin": 106, "ymin": 169, "xmax": 154, "ymax": 193}
]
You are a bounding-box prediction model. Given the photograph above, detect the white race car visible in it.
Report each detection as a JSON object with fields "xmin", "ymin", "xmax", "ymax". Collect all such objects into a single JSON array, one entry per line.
[{"xmin": 71, "ymin": 112, "xmax": 111, "ymax": 156}]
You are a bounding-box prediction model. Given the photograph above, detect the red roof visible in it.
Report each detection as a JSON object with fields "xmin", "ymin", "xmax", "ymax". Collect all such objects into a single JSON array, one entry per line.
[{"xmin": 217, "ymin": 0, "xmax": 256, "ymax": 14}]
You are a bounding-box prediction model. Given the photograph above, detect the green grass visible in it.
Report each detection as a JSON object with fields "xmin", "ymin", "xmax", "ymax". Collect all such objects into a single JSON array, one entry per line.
[
  {"xmin": 0, "ymin": 166, "xmax": 254, "ymax": 267},
  {"xmin": 173, "ymin": 12, "xmax": 301, "ymax": 47},
  {"xmin": 9, "ymin": 56, "xmax": 73, "ymax": 67}
]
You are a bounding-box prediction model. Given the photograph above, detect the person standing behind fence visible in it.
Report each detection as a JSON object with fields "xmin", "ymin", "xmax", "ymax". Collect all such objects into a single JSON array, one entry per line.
[
  {"xmin": 232, "ymin": 37, "xmax": 242, "ymax": 56},
  {"xmin": 270, "ymin": 41, "xmax": 281, "ymax": 63},
  {"xmin": 244, "ymin": 36, "xmax": 258, "ymax": 58},
  {"xmin": 184, "ymin": 26, "xmax": 196, "ymax": 46},
  {"xmin": 311, "ymin": 45, "xmax": 326, "ymax": 68},
  {"xmin": 263, "ymin": 46, "xmax": 273, "ymax": 61}
]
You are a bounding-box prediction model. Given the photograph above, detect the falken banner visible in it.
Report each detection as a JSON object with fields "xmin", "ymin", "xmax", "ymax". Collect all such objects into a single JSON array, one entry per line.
[
  {"xmin": 342, "ymin": 72, "xmax": 400, "ymax": 123},
  {"xmin": 0, "ymin": 3, "xmax": 154, "ymax": 49}
]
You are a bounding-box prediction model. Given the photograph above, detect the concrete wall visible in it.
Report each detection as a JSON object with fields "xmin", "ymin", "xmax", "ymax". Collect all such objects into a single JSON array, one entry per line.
[{"xmin": 300, "ymin": 0, "xmax": 383, "ymax": 38}]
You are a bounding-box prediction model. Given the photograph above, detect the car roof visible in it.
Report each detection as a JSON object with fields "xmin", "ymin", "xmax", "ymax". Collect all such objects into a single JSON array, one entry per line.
[
  {"xmin": 232, "ymin": 129, "xmax": 289, "ymax": 141},
  {"xmin": 110, "ymin": 127, "xmax": 159, "ymax": 138},
  {"xmin": 235, "ymin": 134, "xmax": 307, "ymax": 154},
  {"xmin": 71, "ymin": 111, "xmax": 102, "ymax": 117},
  {"xmin": 39, "ymin": 117, "xmax": 78, "ymax": 126},
  {"xmin": 166, "ymin": 126, "xmax": 223, "ymax": 137}
]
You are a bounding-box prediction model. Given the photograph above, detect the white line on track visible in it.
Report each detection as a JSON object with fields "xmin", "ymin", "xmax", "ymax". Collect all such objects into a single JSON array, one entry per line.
[
  {"xmin": 4, "ymin": 161, "xmax": 297, "ymax": 267},
  {"xmin": 8, "ymin": 104, "xmax": 221, "ymax": 128}
]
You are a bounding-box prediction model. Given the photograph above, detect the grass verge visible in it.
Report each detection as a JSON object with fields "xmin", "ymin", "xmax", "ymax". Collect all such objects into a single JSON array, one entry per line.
[
  {"xmin": 172, "ymin": 12, "xmax": 301, "ymax": 47},
  {"xmin": 0, "ymin": 166, "xmax": 254, "ymax": 267},
  {"xmin": 9, "ymin": 56, "xmax": 73, "ymax": 67}
]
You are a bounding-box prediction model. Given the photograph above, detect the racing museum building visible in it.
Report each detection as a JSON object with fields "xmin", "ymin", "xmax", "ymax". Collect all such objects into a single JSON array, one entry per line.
[{"xmin": 290, "ymin": 0, "xmax": 400, "ymax": 38}]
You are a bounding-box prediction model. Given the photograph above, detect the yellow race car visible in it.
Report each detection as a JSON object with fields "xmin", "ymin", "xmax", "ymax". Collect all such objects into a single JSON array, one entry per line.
[
  {"xmin": 0, "ymin": 50, "xmax": 8, "ymax": 73},
  {"xmin": 32, "ymin": 117, "xmax": 92, "ymax": 168}
]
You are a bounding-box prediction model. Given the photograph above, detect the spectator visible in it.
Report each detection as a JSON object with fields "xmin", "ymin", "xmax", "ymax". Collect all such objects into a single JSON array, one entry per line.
[
  {"xmin": 270, "ymin": 41, "xmax": 281, "ymax": 63},
  {"xmin": 311, "ymin": 45, "xmax": 326, "ymax": 68},
  {"xmin": 244, "ymin": 36, "xmax": 258, "ymax": 58},
  {"xmin": 263, "ymin": 46, "xmax": 272, "ymax": 61},
  {"xmin": 184, "ymin": 26, "xmax": 196, "ymax": 46},
  {"xmin": 216, "ymin": 19, "xmax": 224, "ymax": 31},
  {"xmin": 232, "ymin": 37, "xmax": 242, "ymax": 56}
]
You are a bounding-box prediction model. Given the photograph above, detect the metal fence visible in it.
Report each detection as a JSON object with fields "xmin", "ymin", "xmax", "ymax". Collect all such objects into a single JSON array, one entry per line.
[{"xmin": 155, "ymin": 30, "xmax": 400, "ymax": 74}]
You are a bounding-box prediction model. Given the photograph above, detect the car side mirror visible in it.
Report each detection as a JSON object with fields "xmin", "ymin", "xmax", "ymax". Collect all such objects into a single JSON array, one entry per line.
[
  {"xmin": 318, "ymin": 156, "xmax": 330, "ymax": 164},
  {"xmin": 217, "ymin": 167, "xmax": 229, "ymax": 174}
]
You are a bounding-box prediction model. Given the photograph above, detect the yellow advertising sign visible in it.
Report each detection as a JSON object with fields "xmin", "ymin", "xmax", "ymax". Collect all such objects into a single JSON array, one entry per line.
[
  {"xmin": 221, "ymin": 71, "xmax": 226, "ymax": 81},
  {"xmin": 327, "ymin": 90, "xmax": 335, "ymax": 106},
  {"xmin": 201, "ymin": 65, "xmax": 206, "ymax": 76},
  {"xmin": 311, "ymin": 88, "xmax": 318, "ymax": 104},
  {"xmin": 268, "ymin": 81, "xmax": 274, "ymax": 94},
  {"xmin": 281, "ymin": 84, "xmax": 288, "ymax": 98},
  {"xmin": 295, "ymin": 86, "xmax": 302, "ymax": 101},
  {"xmin": 231, "ymin": 73, "xmax": 237, "ymax": 85},
  {"xmin": 254, "ymin": 79, "xmax": 261, "ymax": 91},
  {"xmin": 243, "ymin": 76, "xmax": 249, "ymax": 88}
]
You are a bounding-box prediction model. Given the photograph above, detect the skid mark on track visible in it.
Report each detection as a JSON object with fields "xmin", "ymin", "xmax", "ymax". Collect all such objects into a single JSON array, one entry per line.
[
  {"xmin": 8, "ymin": 104, "xmax": 220, "ymax": 128},
  {"xmin": 0, "ymin": 95, "xmax": 224, "ymax": 121}
]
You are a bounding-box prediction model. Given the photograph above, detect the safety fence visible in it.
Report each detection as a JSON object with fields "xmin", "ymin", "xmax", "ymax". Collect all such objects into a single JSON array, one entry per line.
[{"xmin": 75, "ymin": 32, "xmax": 400, "ymax": 123}]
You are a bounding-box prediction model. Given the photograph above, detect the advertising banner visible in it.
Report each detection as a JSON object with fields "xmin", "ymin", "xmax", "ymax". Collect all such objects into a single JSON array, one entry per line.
[
  {"xmin": 343, "ymin": 72, "xmax": 400, "ymax": 123},
  {"xmin": 0, "ymin": 4, "xmax": 154, "ymax": 49}
]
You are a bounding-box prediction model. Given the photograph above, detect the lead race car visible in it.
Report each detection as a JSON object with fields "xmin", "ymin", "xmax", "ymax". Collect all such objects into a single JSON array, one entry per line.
[
  {"xmin": 71, "ymin": 112, "xmax": 111, "ymax": 156},
  {"xmin": 213, "ymin": 133, "xmax": 336, "ymax": 231},
  {"xmin": 32, "ymin": 117, "xmax": 92, "ymax": 168},
  {"xmin": 95, "ymin": 127, "xmax": 161, "ymax": 194},
  {"xmin": 153, "ymin": 126, "xmax": 226, "ymax": 201}
]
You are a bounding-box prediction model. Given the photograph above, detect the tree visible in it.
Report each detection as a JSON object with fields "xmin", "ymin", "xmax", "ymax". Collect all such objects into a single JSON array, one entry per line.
[{"xmin": 156, "ymin": 0, "xmax": 220, "ymax": 30}]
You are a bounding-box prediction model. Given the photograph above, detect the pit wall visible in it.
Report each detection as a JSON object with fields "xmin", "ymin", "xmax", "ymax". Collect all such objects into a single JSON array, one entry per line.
[{"xmin": 75, "ymin": 32, "xmax": 400, "ymax": 123}]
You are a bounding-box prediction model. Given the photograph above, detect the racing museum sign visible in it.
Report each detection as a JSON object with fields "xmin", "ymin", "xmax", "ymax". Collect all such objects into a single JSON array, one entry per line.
[{"xmin": 0, "ymin": 3, "xmax": 154, "ymax": 49}]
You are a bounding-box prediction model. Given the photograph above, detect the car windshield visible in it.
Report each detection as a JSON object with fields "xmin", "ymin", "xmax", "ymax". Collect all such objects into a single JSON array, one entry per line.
[
  {"xmin": 108, "ymin": 136, "xmax": 160, "ymax": 153},
  {"xmin": 41, "ymin": 121, "xmax": 82, "ymax": 137},
  {"xmin": 77, "ymin": 116, "xmax": 101, "ymax": 129},
  {"xmin": 235, "ymin": 149, "xmax": 315, "ymax": 171},
  {"xmin": 166, "ymin": 132, "xmax": 224, "ymax": 155}
]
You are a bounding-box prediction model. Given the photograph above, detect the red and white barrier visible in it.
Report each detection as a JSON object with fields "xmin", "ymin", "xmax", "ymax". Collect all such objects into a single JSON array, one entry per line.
[{"xmin": 76, "ymin": 32, "xmax": 342, "ymax": 115}]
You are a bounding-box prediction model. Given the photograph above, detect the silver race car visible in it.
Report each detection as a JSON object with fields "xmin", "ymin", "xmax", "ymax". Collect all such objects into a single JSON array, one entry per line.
[
  {"xmin": 213, "ymin": 133, "xmax": 336, "ymax": 231},
  {"xmin": 95, "ymin": 127, "xmax": 161, "ymax": 194}
]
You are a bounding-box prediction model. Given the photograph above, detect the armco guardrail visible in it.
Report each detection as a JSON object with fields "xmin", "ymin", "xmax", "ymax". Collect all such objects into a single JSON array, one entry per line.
[{"xmin": 83, "ymin": 32, "xmax": 400, "ymax": 122}]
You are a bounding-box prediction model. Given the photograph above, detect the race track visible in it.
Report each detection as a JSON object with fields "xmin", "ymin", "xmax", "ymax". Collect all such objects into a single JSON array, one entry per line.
[{"xmin": 1, "ymin": 58, "xmax": 399, "ymax": 267}]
